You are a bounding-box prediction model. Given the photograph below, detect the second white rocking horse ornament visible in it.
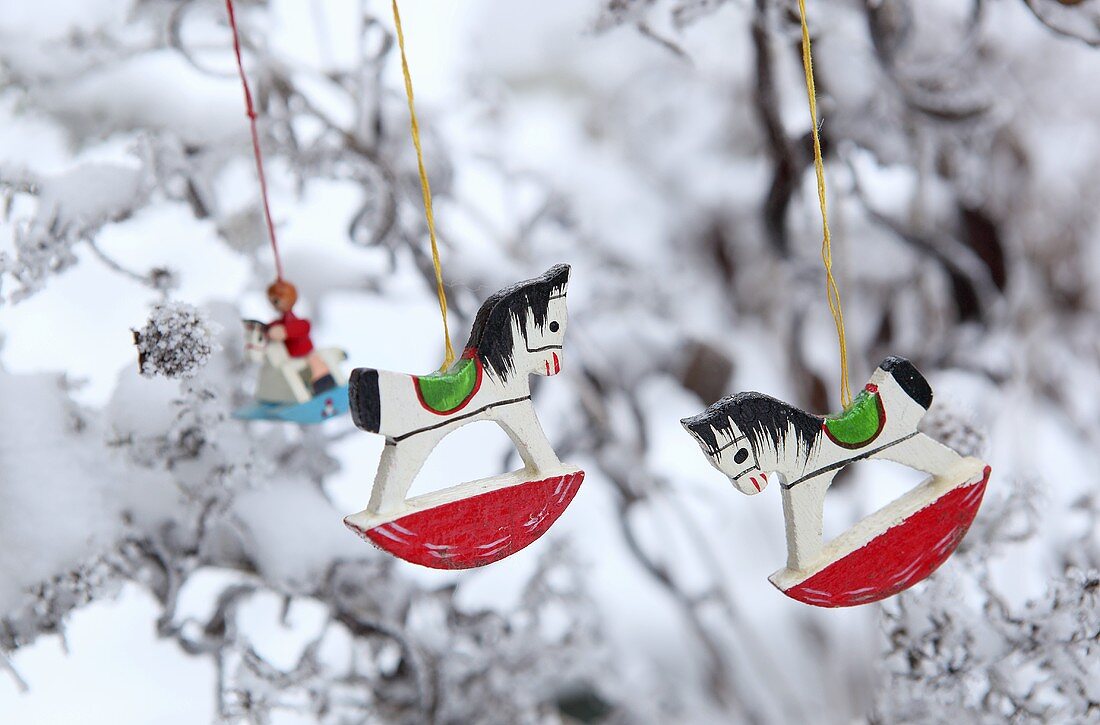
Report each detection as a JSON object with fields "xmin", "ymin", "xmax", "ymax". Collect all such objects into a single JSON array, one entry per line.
[
  {"xmin": 344, "ymin": 265, "xmax": 584, "ymax": 569},
  {"xmin": 682, "ymin": 357, "xmax": 990, "ymax": 607}
]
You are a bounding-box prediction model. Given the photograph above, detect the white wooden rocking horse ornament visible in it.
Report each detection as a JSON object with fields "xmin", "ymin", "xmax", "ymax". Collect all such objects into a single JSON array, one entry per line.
[
  {"xmin": 344, "ymin": 264, "xmax": 584, "ymax": 569},
  {"xmin": 682, "ymin": 357, "xmax": 990, "ymax": 607}
]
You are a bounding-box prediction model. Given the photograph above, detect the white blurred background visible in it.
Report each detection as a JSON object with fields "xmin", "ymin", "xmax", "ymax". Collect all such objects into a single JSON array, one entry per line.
[{"xmin": 2, "ymin": 0, "xmax": 1099, "ymax": 722}]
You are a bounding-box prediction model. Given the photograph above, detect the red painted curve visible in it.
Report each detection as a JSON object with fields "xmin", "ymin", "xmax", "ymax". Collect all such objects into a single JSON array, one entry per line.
[
  {"xmin": 346, "ymin": 471, "xmax": 585, "ymax": 569},
  {"xmin": 783, "ymin": 466, "xmax": 991, "ymax": 607}
]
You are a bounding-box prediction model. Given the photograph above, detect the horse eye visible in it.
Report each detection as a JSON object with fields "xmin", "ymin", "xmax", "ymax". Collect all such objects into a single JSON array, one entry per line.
[
  {"xmin": 734, "ymin": 448, "xmax": 749, "ymax": 464},
  {"xmin": 549, "ymin": 321, "xmax": 560, "ymax": 333}
]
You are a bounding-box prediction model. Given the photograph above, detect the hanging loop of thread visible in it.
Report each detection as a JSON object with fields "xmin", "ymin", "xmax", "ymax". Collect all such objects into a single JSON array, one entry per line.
[
  {"xmin": 796, "ymin": 0, "xmax": 852, "ymax": 408},
  {"xmin": 225, "ymin": 0, "xmax": 284, "ymax": 281},
  {"xmin": 391, "ymin": 0, "xmax": 457, "ymax": 370}
]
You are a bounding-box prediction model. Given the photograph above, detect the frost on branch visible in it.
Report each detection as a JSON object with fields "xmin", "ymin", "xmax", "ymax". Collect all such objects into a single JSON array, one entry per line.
[
  {"xmin": 1, "ymin": 163, "xmax": 153, "ymax": 304},
  {"xmin": 876, "ymin": 565, "xmax": 1100, "ymax": 723},
  {"xmin": 133, "ymin": 301, "xmax": 220, "ymax": 380},
  {"xmin": 195, "ymin": 549, "xmax": 618, "ymax": 724},
  {"xmin": 1023, "ymin": 0, "xmax": 1100, "ymax": 47},
  {"xmin": 874, "ymin": 463, "xmax": 1099, "ymax": 722},
  {"xmin": 919, "ymin": 402, "xmax": 986, "ymax": 459},
  {"xmin": 5, "ymin": 0, "xmax": 1100, "ymax": 721}
]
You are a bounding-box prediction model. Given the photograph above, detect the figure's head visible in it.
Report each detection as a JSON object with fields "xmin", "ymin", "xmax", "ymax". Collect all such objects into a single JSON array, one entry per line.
[
  {"xmin": 681, "ymin": 392, "xmax": 821, "ymax": 495},
  {"xmin": 242, "ymin": 319, "xmax": 268, "ymax": 362},
  {"xmin": 465, "ymin": 264, "xmax": 570, "ymax": 381},
  {"xmin": 267, "ymin": 279, "xmax": 297, "ymax": 313}
]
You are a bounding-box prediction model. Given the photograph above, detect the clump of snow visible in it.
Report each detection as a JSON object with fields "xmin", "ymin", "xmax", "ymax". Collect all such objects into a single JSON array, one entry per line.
[
  {"xmin": 0, "ymin": 368, "xmax": 176, "ymax": 621},
  {"xmin": 1, "ymin": 162, "xmax": 152, "ymax": 303},
  {"xmin": 132, "ymin": 301, "xmax": 220, "ymax": 380},
  {"xmin": 34, "ymin": 163, "xmax": 147, "ymax": 230},
  {"xmin": 231, "ymin": 478, "xmax": 367, "ymax": 593}
]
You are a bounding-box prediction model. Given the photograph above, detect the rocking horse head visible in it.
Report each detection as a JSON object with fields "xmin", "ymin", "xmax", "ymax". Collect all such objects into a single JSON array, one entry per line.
[
  {"xmin": 682, "ymin": 392, "xmax": 821, "ymax": 495},
  {"xmin": 242, "ymin": 319, "xmax": 270, "ymax": 363},
  {"xmin": 465, "ymin": 264, "xmax": 571, "ymax": 382}
]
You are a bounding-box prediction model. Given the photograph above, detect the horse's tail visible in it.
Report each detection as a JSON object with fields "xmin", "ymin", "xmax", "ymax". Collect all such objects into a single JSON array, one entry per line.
[
  {"xmin": 877, "ymin": 356, "xmax": 933, "ymax": 409},
  {"xmin": 349, "ymin": 368, "xmax": 381, "ymax": 433}
]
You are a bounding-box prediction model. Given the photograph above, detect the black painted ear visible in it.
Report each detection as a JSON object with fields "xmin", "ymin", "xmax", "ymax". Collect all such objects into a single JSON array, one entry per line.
[
  {"xmin": 680, "ymin": 413, "xmax": 712, "ymax": 441},
  {"xmin": 878, "ymin": 356, "xmax": 933, "ymax": 409}
]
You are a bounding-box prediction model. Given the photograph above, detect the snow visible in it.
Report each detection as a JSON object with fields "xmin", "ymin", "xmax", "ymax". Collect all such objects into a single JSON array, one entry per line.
[
  {"xmin": 35, "ymin": 51, "xmax": 248, "ymax": 145},
  {"xmin": 231, "ymin": 477, "xmax": 367, "ymax": 592},
  {"xmin": 37, "ymin": 163, "xmax": 148, "ymax": 229},
  {"xmin": 0, "ymin": 584, "xmax": 216, "ymax": 725},
  {"xmin": 3, "ymin": 0, "xmax": 1100, "ymax": 721},
  {"xmin": 0, "ymin": 368, "xmax": 176, "ymax": 615}
]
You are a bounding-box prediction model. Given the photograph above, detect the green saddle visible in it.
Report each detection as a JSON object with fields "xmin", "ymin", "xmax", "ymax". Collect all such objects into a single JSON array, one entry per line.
[
  {"xmin": 824, "ymin": 388, "xmax": 885, "ymax": 448},
  {"xmin": 416, "ymin": 356, "xmax": 480, "ymax": 413}
]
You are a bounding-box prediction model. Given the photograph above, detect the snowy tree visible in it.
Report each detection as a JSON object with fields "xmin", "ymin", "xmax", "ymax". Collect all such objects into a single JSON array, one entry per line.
[{"xmin": 2, "ymin": 0, "xmax": 1100, "ymax": 723}]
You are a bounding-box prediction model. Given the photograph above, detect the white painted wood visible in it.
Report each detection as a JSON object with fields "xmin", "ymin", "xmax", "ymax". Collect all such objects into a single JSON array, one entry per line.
[
  {"xmin": 682, "ymin": 357, "xmax": 988, "ymax": 575},
  {"xmin": 768, "ymin": 456, "xmax": 986, "ymax": 590},
  {"xmin": 347, "ymin": 265, "xmax": 576, "ymax": 523},
  {"xmin": 345, "ymin": 464, "xmax": 583, "ymax": 531},
  {"xmin": 243, "ymin": 319, "xmax": 348, "ymax": 404}
]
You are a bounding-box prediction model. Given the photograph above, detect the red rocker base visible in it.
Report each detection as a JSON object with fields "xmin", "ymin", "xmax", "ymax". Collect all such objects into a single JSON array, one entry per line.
[
  {"xmin": 344, "ymin": 468, "xmax": 584, "ymax": 569},
  {"xmin": 771, "ymin": 463, "xmax": 990, "ymax": 607}
]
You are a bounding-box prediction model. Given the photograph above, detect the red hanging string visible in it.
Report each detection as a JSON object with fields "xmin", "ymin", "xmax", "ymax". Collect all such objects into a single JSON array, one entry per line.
[{"xmin": 225, "ymin": 0, "xmax": 284, "ymax": 281}]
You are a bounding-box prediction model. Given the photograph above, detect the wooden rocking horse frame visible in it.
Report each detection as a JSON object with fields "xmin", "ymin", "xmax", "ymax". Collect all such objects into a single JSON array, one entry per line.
[
  {"xmin": 344, "ymin": 264, "xmax": 584, "ymax": 569},
  {"xmin": 682, "ymin": 357, "xmax": 990, "ymax": 607}
]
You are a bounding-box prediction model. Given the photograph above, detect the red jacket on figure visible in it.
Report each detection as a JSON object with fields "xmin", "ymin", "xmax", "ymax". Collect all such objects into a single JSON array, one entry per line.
[{"xmin": 272, "ymin": 311, "xmax": 314, "ymax": 357}]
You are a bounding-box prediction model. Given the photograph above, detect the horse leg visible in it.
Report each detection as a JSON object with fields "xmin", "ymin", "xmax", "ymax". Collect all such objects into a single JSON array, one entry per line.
[
  {"xmin": 493, "ymin": 402, "xmax": 561, "ymax": 475},
  {"xmin": 366, "ymin": 433, "xmax": 438, "ymax": 515},
  {"xmin": 878, "ymin": 432, "xmax": 963, "ymax": 478},
  {"xmin": 781, "ymin": 473, "xmax": 834, "ymax": 572},
  {"xmin": 282, "ymin": 361, "xmax": 312, "ymax": 403},
  {"xmin": 307, "ymin": 352, "xmax": 332, "ymax": 380}
]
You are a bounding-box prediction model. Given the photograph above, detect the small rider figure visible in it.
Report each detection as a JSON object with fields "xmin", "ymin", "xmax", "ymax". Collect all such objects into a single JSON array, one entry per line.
[{"xmin": 267, "ymin": 279, "xmax": 335, "ymax": 395}]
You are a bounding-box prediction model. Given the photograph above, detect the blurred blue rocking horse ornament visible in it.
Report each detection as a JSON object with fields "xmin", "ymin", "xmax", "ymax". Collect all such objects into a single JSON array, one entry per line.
[
  {"xmin": 234, "ymin": 280, "xmax": 350, "ymax": 424},
  {"xmin": 343, "ymin": 264, "xmax": 584, "ymax": 569},
  {"xmin": 682, "ymin": 357, "xmax": 990, "ymax": 607}
]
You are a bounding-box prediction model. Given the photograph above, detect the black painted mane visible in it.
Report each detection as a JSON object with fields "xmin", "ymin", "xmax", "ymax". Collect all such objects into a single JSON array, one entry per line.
[
  {"xmin": 465, "ymin": 264, "xmax": 570, "ymax": 380},
  {"xmin": 682, "ymin": 391, "xmax": 822, "ymax": 463}
]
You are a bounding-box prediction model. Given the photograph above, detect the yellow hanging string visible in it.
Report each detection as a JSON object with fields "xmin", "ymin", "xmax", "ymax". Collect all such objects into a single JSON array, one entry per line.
[
  {"xmin": 391, "ymin": 0, "xmax": 457, "ymax": 370},
  {"xmin": 796, "ymin": 0, "xmax": 853, "ymax": 408}
]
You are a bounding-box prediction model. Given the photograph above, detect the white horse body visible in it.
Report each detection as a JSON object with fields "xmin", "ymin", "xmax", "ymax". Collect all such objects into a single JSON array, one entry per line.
[
  {"xmin": 774, "ymin": 365, "xmax": 970, "ymax": 571},
  {"xmin": 243, "ymin": 320, "xmax": 347, "ymax": 404},
  {"xmin": 367, "ymin": 361, "xmax": 532, "ymax": 440},
  {"xmin": 683, "ymin": 357, "xmax": 984, "ymax": 573},
  {"xmin": 346, "ymin": 265, "xmax": 571, "ymax": 519}
]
